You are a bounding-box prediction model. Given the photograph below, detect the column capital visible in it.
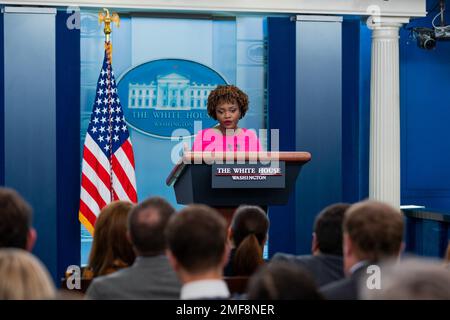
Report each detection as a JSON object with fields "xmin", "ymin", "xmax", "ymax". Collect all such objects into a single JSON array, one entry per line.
[
  {"xmin": 367, "ymin": 16, "xmax": 410, "ymax": 29},
  {"xmin": 368, "ymin": 16, "xmax": 410, "ymax": 40}
]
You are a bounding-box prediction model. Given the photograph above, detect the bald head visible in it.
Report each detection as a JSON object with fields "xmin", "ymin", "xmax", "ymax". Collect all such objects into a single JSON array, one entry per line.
[{"xmin": 128, "ymin": 197, "xmax": 175, "ymax": 256}]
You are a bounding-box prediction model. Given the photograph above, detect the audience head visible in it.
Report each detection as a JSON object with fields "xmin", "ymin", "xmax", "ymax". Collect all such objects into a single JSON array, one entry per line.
[
  {"xmin": 88, "ymin": 200, "xmax": 135, "ymax": 277},
  {"xmin": 343, "ymin": 200, "xmax": 404, "ymax": 273},
  {"xmin": 128, "ymin": 196, "xmax": 176, "ymax": 256},
  {"xmin": 230, "ymin": 205, "xmax": 269, "ymax": 276},
  {"xmin": 0, "ymin": 187, "xmax": 36, "ymax": 251},
  {"xmin": 361, "ymin": 258, "xmax": 450, "ymax": 300},
  {"xmin": 247, "ymin": 261, "xmax": 323, "ymax": 300},
  {"xmin": 0, "ymin": 248, "xmax": 55, "ymax": 299},
  {"xmin": 312, "ymin": 203, "xmax": 349, "ymax": 256},
  {"xmin": 166, "ymin": 204, "xmax": 228, "ymax": 280}
]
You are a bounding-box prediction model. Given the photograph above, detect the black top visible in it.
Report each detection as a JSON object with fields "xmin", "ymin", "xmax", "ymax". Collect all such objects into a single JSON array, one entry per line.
[
  {"xmin": 272, "ymin": 252, "xmax": 344, "ymax": 287},
  {"xmin": 223, "ymin": 249, "xmax": 237, "ymax": 277},
  {"xmin": 319, "ymin": 262, "xmax": 370, "ymax": 300}
]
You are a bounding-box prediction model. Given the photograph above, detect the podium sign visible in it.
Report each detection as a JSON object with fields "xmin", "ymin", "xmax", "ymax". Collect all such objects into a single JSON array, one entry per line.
[
  {"xmin": 166, "ymin": 152, "xmax": 311, "ymax": 207},
  {"xmin": 212, "ymin": 162, "xmax": 285, "ymax": 189}
]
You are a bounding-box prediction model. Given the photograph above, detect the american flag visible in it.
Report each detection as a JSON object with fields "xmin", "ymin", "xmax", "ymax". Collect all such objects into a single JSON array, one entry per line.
[{"xmin": 79, "ymin": 46, "xmax": 137, "ymax": 235}]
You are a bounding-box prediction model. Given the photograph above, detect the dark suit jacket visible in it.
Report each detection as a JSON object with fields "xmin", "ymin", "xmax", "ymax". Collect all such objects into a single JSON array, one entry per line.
[
  {"xmin": 86, "ymin": 255, "xmax": 181, "ymax": 300},
  {"xmin": 319, "ymin": 262, "xmax": 370, "ymax": 300},
  {"xmin": 223, "ymin": 248, "xmax": 236, "ymax": 277},
  {"xmin": 272, "ymin": 253, "xmax": 344, "ymax": 287}
]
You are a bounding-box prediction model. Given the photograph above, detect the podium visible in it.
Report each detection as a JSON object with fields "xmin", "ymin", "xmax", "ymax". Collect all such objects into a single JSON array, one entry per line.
[{"xmin": 166, "ymin": 152, "xmax": 311, "ymax": 224}]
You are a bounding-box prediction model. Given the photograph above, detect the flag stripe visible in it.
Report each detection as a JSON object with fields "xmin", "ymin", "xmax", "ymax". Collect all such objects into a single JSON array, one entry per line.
[
  {"xmin": 112, "ymin": 155, "xmax": 137, "ymax": 202},
  {"xmin": 114, "ymin": 146, "xmax": 137, "ymax": 191},
  {"xmin": 112, "ymin": 171, "xmax": 131, "ymax": 202},
  {"xmin": 81, "ymin": 159, "xmax": 111, "ymax": 205},
  {"xmin": 83, "ymin": 145, "xmax": 111, "ymax": 189},
  {"xmin": 79, "ymin": 199, "xmax": 97, "ymax": 228},
  {"xmin": 80, "ymin": 186, "xmax": 101, "ymax": 217},
  {"xmin": 81, "ymin": 173, "xmax": 107, "ymax": 210},
  {"xmin": 112, "ymin": 188, "xmax": 119, "ymax": 202},
  {"xmin": 85, "ymin": 134, "xmax": 110, "ymax": 171},
  {"xmin": 121, "ymin": 138, "xmax": 136, "ymax": 166}
]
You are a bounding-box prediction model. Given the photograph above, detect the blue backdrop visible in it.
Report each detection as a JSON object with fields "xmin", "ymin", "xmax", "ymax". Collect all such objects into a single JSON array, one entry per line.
[
  {"xmin": 2, "ymin": 1, "xmax": 450, "ymax": 283},
  {"xmin": 79, "ymin": 13, "xmax": 268, "ymax": 264},
  {"xmin": 2, "ymin": 8, "xmax": 80, "ymax": 283},
  {"xmin": 267, "ymin": 16, "xmax": 343, "ymax": 255}
]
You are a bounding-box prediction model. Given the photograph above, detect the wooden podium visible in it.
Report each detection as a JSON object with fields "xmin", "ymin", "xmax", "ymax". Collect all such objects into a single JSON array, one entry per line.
[{"xmin": 166, "ymin": 152, "xmax": 311, "ymax": 225}]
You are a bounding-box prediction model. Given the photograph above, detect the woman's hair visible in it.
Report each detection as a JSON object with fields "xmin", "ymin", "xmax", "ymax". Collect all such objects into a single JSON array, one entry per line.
[
  {"xmin": 247, "ymin": 261, "xmax": 323, "ymax": 300},
  {"xmin": 231, "ymin": 205, "xmax": 269, "ymax": 276},
  {"xmin": 86, "ymin": 201, "xmax": 136, "ymax": 277},
  {"xmin": 207, "ymin": 85, "xmax": 249, "ymax": 120},
  {"xmin": 0, "ymin": 248, "xmax": 55, "ymax": 299}
]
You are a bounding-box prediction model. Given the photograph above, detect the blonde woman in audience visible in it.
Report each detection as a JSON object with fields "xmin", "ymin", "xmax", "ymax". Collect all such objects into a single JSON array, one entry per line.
[
  {"xmin": 0, "ymin": 248, "xmax": 55, "ymax": 299},
  {"xmin": 83, "ymin": 201, "xmax": 135, "ymax": 278}
]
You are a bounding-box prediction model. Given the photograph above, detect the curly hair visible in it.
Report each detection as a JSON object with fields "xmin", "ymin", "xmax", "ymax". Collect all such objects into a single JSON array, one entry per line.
[{"xmin": 207, "ymin": 85, "xmax": 249, "ymax": 120}]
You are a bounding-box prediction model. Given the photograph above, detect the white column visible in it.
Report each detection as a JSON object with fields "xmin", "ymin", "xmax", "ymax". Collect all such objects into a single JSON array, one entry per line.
[{"xmin": 369, "ymin": 16, "xmax": 409, "ymax": 208}]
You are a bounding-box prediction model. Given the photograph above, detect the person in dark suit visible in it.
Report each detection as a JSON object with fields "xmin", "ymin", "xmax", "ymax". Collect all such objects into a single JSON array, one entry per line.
[
  {"xmin": 86, "ymin": 197, "xmax": 181, "ymax": 300},
  {"xmin": 361, "ymin": 258, "xmax": 450, "ymax": 300},
  {"xmin": 272, "ymin": 203, "xmax": 349, "ymax": 287},
  {"xmin": 166, "ymin": 205, "xmax": 231, "ymax": 300},
  {"xmin": 320, "ymin": 200, "xmax": 404, "ymax": 300}
]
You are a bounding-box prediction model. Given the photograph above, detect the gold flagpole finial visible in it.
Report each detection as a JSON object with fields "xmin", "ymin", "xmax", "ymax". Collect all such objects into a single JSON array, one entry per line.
[{"xmin": 99, "ymin": 8, "xmax": 120, "ymax": 62}]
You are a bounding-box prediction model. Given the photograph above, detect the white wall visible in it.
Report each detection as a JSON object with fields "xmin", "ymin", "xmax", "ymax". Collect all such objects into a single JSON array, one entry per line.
[{"xmin": 1, "ymin": 0, "xmax": 426, "ymax": 17}]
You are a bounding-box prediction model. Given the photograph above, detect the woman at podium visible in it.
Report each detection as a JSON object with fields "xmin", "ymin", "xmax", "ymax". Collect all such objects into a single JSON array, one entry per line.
[{"xmin": 192, "ymin": 85, "xmax": 261, "ymax": 152}]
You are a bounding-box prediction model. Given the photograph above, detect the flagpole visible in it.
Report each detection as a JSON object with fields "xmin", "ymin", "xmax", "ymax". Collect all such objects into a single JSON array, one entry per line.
[
  {"xmin": 99, "ymin": 8, "xmax": 120, "ymax": 63},
  {"xmin": 79, "ymin": 9, "xmax": 137, "ymax": 234},
  {"xmin": 99, "ymin": 8, "xmax": 120, "ymax": 202}
]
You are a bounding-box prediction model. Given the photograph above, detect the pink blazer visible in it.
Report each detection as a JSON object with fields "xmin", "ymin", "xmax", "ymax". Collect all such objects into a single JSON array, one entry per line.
[{"xmin": 192, "ymin": 128, "xmax": 261, "ymax": 152}]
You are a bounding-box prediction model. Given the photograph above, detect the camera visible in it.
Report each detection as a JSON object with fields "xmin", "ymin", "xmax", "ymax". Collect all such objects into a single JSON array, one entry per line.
[
  {"xmin": 411, "ymin": 0, "xmax": 450, "ymax": 50},
  {"xmin": 413, "ymin": 28, "xmax": 437, "ymax": 50},
  {"xmin": 434, "ymin": 26, "xmax": 450, "ymax": 40}
]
